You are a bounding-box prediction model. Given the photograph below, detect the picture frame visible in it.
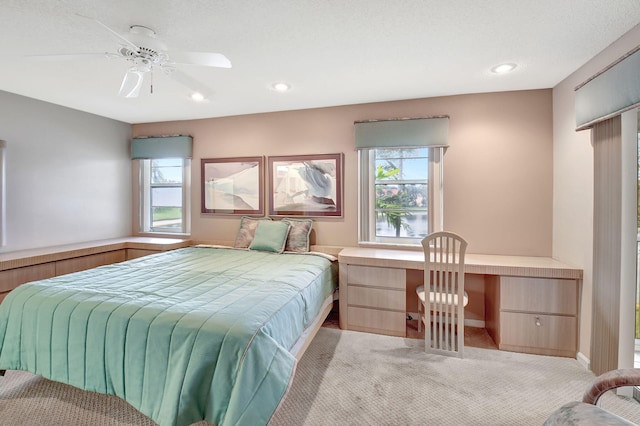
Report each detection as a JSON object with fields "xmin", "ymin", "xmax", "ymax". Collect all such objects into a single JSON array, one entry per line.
[
  {"xmin": 268, "ymin": 153, "xmax": 343, "ymax": 217},
  {"xmin": 201, "ymin": 156, "xmax": 264, "ymax": 215}
]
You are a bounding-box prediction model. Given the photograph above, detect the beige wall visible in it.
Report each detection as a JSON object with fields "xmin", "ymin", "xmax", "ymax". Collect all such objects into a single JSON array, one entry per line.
[
  {"xmin": 134, "ymin": 89, "xmax": 553, "ymax": 256},
  {"xmin": 552, "ymin": 24, "xmax": 640, "ymax": 361}
]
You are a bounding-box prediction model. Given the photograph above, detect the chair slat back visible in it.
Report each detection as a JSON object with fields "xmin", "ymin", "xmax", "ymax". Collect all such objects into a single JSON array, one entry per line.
[{"xmin": 422, "ymin": 231, "xmax": 468, "ymax": 357}]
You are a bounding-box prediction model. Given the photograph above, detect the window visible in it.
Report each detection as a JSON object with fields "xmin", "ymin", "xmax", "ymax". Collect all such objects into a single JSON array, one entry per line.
[
  {"xmin": 139, "ymin": 158, "xmax": 190, "ymax": 234},
  {"xmin": 359, "ymin": 147, "xmax": 443, "ymax": 245}
]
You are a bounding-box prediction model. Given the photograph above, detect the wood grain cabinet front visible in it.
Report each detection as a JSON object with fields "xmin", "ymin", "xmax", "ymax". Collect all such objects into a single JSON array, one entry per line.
[
  {"xmin": 55, "ymin": 250, "xmax": 126, "ymax": 276},
  {"xmin": 499, "ymin": 311, "xmax": 577, "ymax": 357},
  {"xmin": 488, "ymin": 276, "xmax": 579, "ymax": 357},
  {"xmin": 0, "ymin": 263, "xmax": 56, "ymax": 303},
  {"xmin": 339, "ymin": 264, "xmax": 406, "ymax": 337},
  {"xmin": 126, "ymin": 248, "xmax": 161, "ymax": 260},
  {"xmin": 0, "ymin": 238, "xmax": 191, "ymax": 305}
]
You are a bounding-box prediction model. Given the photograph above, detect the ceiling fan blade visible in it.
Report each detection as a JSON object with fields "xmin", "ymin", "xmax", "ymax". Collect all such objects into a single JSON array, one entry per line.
[
  {"xmin": 169, "ymin": 51, "xmax": 232, "ymax": 68},
  {"xmin": 75, "ymin": 14, "xmax": 139, "ymax": 51},
  {"xmin": 165, "ymin": 68, "xmax": 214, "ymax": 98},
  {"xmin": 119, "ymin": 70, "xmax": 145, "ymax": 98},
  {"xmin": 23, "ymin": 53, "xmax": 111, "ymax": 62}
]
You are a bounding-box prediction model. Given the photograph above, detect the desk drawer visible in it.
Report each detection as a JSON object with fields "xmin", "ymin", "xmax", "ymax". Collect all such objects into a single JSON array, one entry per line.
[
  {"xmin": 347, "ymin": 265, "xmax": 405, "ymax": 290},
  {"xmin": 347, "ymin": 285, "xmax": 405, "ymax": 311},
  {"xmin": 499, "ymin": 311, "xmax": 576, "ymax": 357},
  {"xmin": 500, "ymin": 277, "xmax": 577, "ymax": 315},
  {"xmin": 347, "ymin": 306, "xmax": 406, "ymax": 337}
]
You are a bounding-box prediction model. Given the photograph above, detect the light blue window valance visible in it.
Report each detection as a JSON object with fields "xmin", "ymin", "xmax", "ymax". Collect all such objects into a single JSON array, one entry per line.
[
  {"xmin": 354, "ymin": 117, "xmax": 449, "ymax": 149},
  {"xmin": 575, "ymin": 46, "xmax": 640, "ymax": 130},
  {"xmin": 131, "ymin": 135, "xmax": 193, "ymax": 159}
]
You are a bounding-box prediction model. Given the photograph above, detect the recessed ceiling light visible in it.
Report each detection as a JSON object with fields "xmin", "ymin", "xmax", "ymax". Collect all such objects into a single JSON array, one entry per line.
[
  {"xmin": 191, "ymin": 92, "xmax": 206, "ymax": 102},
  {"xmin": 270, "ymin": 82, "xmax": 291, "ymax": 92},
  {"xmin": 491, "ymin": 63, "xmax": 517, "ymax": 74}
]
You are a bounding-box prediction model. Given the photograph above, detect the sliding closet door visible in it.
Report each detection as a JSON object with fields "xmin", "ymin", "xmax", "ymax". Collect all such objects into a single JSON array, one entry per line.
[{"xmin": 591, "ymin": 115, "xmax": 622, "ymax": 376}]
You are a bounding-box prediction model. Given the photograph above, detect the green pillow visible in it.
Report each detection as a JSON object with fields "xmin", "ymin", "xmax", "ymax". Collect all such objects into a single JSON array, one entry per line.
[
  {"xmin": 234, "ymin": 216, "xmax": 272, "ymax": 248},
  {"xmin": 249, "ymin": 221, "xmax": 291, "ymax": 253}
]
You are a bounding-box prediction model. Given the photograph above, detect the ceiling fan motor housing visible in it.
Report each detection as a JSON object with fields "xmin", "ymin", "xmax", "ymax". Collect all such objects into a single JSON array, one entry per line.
[
  {"xmin": 118, "ymin": 25, "xmax": 169, "ymax": 71},
  {"xmin": 118, "ymin": 46, "xmax": 167, "ymax": 70}
]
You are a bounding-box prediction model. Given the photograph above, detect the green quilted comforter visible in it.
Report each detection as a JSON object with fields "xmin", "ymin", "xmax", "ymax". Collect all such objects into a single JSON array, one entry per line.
[{"xmin": 0, "ymin": 246, "xmax": 337, "ymax": 426}]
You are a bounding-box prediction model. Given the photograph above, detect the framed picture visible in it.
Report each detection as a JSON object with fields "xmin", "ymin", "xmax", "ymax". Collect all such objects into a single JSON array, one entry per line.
[
  {"xmin": 268, "ymin": 153, "xmax": 343, "ymax": 217},
  {"xmin": 201, "ymin": 156, "xmax": 264, "ymax": 215}
]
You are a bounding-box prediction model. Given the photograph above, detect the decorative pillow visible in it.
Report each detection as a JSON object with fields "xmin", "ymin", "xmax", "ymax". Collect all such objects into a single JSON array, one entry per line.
[
  {"xmin": 281, "ymin": 218, "xmax": 313, "ymax": 252},
  {"xmin": 233, "ymin": 216, "xmax": 272, "ymax": 248},
  {"xmin": 249, "ymin": 221, "xmax": 291, "ymax": 253}
]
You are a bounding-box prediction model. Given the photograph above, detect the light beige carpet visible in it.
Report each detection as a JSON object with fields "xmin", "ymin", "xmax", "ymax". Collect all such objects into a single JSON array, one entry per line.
[
  {"xmin": 272, "ymin": 328, "xmax": 640, "ymax": 425},
  {"xmin": 1, "ymin": 327, "xmax": 640, "ymax": 425}
]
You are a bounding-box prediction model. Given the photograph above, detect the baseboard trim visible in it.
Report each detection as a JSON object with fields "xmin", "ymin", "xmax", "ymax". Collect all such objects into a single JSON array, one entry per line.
[
  {"xmin": 465, "ymin": 319, "xmax": 486, "ymax": 328},
  {"xmin": 577, "ymin": 352, "xmax": 590, "ymax": 370}
]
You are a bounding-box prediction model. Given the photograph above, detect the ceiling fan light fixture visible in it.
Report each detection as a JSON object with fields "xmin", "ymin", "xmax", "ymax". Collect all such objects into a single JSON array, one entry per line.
[
  {"xmin": 119, "ymin": 69, "xmax": 144, "ymax": 98},
  {"xmin": 491, "ymin": 63, "xmax": 517, "ymax": 74}
]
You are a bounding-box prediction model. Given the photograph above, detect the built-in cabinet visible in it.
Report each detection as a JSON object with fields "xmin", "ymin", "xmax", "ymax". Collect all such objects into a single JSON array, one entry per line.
[
  {"xmin": 341, "ymin": 264, "xmax": 406, "ymax": 337},
  {"xmin": 485, "ymin": 276, "xmax": 578, "ymax": 357},
  {"xmin": 338, "ymin": 247, "xmax": 583, "ymax": 358},
  {"xmin": 55, "ymin": 250, "xmax": 127, "ymax": 276},
  {"xmin": 126, "ymin": 248, "xmax": 162, "ymax": 260},
  {"xmin": 0, "ymin": 263, "xmax": 56, "ymax": 302},
  {"xmin": 0, "ymin": 238, "xmax": 191, "ymax": 303}
]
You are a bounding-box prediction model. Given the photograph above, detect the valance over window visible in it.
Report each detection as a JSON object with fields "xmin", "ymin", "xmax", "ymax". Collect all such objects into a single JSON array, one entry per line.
[
  {"xmin": 131, "ymin": 135, "xmax": 193, "ymax": 159},
  {"xmin": 575, "ymin": 46, "xmax": 640, "ymax": 130},
  {"xmin": 354, "ymin": 117, "xmax": 449, "ymax": 149}
]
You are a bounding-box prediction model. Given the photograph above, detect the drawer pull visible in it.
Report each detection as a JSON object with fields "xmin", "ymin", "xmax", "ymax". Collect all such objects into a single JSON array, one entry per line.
[{"xmin": 535, "ymin": 316, "xmax": 541, "ymax": 327}]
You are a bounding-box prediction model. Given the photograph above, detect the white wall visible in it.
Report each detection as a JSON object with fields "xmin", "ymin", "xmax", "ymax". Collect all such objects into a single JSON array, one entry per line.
[
  {"xmin": 552, "ymin": 24, "xmax": 640, "ymax": 362},
  {"xmin": 0, "ymin": 91, "xmax": 132, "ymax": 252}
]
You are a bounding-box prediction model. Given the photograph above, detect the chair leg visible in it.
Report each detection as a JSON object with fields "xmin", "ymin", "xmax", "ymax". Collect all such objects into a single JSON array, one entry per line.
[
  {"xmin": 0, "ymin": 370, "xmax": 5, "ymax": 377},
  {"xmin": 417, "ymin": 301, "xmax": 421, "ymax": 333}
]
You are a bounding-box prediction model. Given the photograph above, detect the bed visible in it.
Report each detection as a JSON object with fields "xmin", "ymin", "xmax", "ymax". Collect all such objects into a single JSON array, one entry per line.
[{"xmin": 0, "ymin": 242, "xmax": 338, "ymax": 426}]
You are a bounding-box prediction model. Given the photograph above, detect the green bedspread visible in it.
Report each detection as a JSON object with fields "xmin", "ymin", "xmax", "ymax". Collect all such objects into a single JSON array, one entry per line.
[{"xmin": 0, "ymin": 247, "xmax": 337, "ymax": 426}]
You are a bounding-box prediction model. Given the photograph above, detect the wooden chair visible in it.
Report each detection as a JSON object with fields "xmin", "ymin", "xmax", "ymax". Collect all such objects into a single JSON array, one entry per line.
[{"xmin": 416, "ymin": 231, "xmax": 468, "ymax": 357}]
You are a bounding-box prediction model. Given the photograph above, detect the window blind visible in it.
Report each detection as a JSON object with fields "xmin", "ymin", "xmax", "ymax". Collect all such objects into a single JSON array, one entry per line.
[
  {"xmin": 354, "ymin": 117, "xmax": 449, "ymax": 149},
  {"xmin": 131, "ymin": 135, "xmax": 193, "ymax": 159},
  {"xmin": 590, "ymin": 115, "xmax": 622, "ymax": 375}
]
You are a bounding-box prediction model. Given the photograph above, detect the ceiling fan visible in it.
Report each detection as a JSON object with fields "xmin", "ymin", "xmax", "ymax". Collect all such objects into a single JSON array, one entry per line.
[{"xmin": 29, "ymin": 15, "xmax": 231, "ymax": 99}]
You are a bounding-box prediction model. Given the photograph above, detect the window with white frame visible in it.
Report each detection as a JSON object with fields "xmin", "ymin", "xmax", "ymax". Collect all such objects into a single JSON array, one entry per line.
[
  {"xmin": 355, "ymin": 117, "xmax": 448, "ymax": 246},
  {"xmin": 132, "ymin": 135, "xmax": 193, "ymax": 236},
  {"xmin": 359, "ymin": 147, "xmax": 443, "ymax": 245},
  {"xmin": 139, "ymin": 158, "xmax": 190, "ymax": 234}
]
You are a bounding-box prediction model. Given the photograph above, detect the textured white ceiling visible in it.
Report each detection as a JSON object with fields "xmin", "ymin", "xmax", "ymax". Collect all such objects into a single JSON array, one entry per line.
[{"xmin": 1, "ymin": 0, "xmax": 639, "ymax": 124}]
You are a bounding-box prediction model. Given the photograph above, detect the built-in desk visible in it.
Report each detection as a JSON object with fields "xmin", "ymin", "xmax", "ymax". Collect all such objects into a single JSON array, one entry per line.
[
  {"xmin": 338, "ymin": 247, "xmax": 583, "ymax": 357},
  {"xmin": 0, "ymin": 237, "xmax": 192, "ymax": 302}
]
